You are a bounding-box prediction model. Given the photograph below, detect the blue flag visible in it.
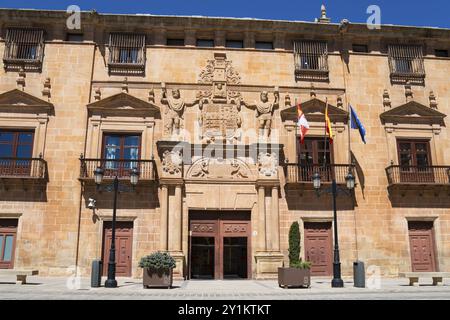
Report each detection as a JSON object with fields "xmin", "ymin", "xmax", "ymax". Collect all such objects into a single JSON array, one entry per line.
[{"xmin": 350, "ymin": 105, "xmax": 366, "ymax": 144}]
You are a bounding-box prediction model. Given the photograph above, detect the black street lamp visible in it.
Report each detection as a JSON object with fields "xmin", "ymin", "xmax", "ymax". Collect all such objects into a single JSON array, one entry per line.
[
  {"xmin": 312, "ymin": 170, "xmax": 355, "ymax": 288},
  {"xmin": 93, "ymin": 166, "xmax": 139, "ymax": 288}
]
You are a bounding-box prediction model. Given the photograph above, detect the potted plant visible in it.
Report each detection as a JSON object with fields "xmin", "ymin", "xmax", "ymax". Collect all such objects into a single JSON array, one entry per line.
[
  {"xmin": 278, "ymin": 221, "xmax": 312, "ymax": 288},
  {"xmin": 139, "ymin": 251, "xmax": 176, "ymax": 289}
]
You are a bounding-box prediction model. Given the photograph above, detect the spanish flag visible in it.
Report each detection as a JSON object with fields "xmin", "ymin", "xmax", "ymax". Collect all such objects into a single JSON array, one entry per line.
[{"xmin": 325, "ymin": 99, "xmax": 333, "ymax": 144}]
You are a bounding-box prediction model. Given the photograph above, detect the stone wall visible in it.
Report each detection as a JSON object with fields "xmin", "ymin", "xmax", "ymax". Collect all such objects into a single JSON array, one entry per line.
[{"xmin": 0, "ymin": 9, "xmax": 448, "ymax": 278}]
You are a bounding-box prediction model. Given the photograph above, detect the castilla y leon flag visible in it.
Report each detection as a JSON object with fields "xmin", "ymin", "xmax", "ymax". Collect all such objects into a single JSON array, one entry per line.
[
  {"xmin": 325, "ymin": 100, "xmax": 333, "ymax": 144},
  {"xmin": 297, "ymin": 103, "xmax": 309, "ymax": 144}
]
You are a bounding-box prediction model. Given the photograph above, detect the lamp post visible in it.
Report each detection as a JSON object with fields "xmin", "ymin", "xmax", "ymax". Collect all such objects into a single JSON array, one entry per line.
[
  {"xmin": 313, "ymin": 170, "xmax": 355, "ymax": 288},
  {"xmin": 93, "ymin": 166, "xmax": 139, "ymax": 288}
]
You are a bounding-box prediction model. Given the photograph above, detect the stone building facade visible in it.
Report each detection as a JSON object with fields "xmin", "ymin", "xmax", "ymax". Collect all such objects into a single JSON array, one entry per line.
[{"xmin": 0, "ymin": 8, "xmax": 449, "ymax": 279}]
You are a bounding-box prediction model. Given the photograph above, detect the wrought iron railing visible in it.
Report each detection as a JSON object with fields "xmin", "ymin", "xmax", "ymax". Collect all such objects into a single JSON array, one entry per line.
[
  {"xmin": 388, "ymin": 45, "xmax": 425, "ymax": 84},
  {"xmin": 0, "ymin": 157, "xmax": 47, "ymax": 179},
  {"xmin": 3, "ymin": 28, "xmax": 45, "ymax": 71},
  {"xmin": 284, "ymin": 163, "xmax": 354, "ymax": 184},
  {"xmin": 108, "ymin": 33, "xmax": 146, "ymax": 75},
  {"xmin": 385, "ymin": 165, "xmax": 450, "ymax": 185},
  {"xmin": 293, "ymin": 40, "xmax": 329, "ymax": 82},
  {"xmin": 80, "ymin": 158, "xmax": 157, "ymax": 181}
]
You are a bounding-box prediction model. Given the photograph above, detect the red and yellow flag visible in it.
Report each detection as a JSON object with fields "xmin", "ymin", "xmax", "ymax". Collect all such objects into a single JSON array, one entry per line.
[
  {"xmin": 325, "ymin": 100, "xmax": 333, "ymax": 144},
  {"xmin": 297, "ymin": 102, "xmax": 309, "ymax": 144}
]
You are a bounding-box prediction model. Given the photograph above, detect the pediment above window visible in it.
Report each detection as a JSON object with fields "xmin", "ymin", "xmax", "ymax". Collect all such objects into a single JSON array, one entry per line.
[
  {"xmin": 87, "ymin": 92, "xmax": 161, "ymax": 118},
  {"xmin": 380, "ymin": 100, "xmax": 446, "ymax": 126},
  {"xmin": 280, "ymin": 98, "xmax": 348, "ymax": 123},
  {"xmin": 0, "ymin": 89, "xmax": 54, "ymax": 114}
]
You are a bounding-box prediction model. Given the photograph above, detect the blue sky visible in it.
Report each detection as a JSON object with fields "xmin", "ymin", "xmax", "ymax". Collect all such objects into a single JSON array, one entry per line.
[{"xmin": 1, "ymin": 0, "xmax": 449, "ymax": 28}]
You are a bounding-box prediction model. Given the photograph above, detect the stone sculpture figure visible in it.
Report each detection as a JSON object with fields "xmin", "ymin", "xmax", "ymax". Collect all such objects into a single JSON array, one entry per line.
[
  {"xmin": 244, "ymin": 90, "xmax": 279, "ymax": 139},
  {"xmin": 161, "ymin": 88, "xmax": 186, "ymax": 137}
]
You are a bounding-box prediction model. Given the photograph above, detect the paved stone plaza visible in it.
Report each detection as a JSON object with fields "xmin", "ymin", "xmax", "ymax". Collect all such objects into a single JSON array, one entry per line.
[{"xmin": 0, "ymin": 276, "xmax": 449, "ymax": 300}]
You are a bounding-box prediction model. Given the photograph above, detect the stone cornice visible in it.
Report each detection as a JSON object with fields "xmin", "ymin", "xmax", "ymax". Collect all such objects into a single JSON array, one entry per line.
[{"xmin": 1, "ymin": 9, "xmax": 449, "ymax": 42}]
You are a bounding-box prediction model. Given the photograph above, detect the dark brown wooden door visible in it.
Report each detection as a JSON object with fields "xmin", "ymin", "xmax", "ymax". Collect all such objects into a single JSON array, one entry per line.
[
  {"xmin": 102, "ymin": 133, "xmax": 141, "ymax": 178},
  {"xmin": 102, "ymin": 221, "xmax": 133, "ymax": 277},
  {"xmin": 397, "ymin": 139, "xmax": 433, "ymax": 183},
  {"xmin": 189, "ymin": 212, "xmax": 251, "ymax": 280},
  {"xmin": 304, "ymin": 222, "xmax": 332, "ymax": 276},
  {"xmin": 297, "ymin": 137, "xmax": 334, "ymax": 182},
  {"xmin": 0, "ymin": 219, "xmax": 18, "ymax": 269},
  {"xmin": 408, "ymin": 221, "xmax": 437, "ymax": 272}
]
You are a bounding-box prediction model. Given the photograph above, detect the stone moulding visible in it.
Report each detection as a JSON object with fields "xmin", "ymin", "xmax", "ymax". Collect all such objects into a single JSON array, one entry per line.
[
  {"xmin": 86, "ymin": 92, "xmax": 161, "ymax": 118},
  {"xmin": 186, "ymin": 157, "xmax": 254, "ymax": 182},
  {"xmin": 380, "ymin": 100, "xmax": 446, "ymax": 126}
]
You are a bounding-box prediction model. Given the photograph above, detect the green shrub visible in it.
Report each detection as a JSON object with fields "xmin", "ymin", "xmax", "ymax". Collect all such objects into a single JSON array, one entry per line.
[
  {"xmin": 288, "ymin": 221, "xmax": 300, "ymax": 266},
  {"xmin": 139, "ymin": 252, "xmax": 176, "ymax": 270},
  {"xmin": 290, "ymin": 260, "xmax": 312, "ymax": 269},
  {"xmin": 288, "ymin": 221, "xmax": 311, "ymax": 269}
]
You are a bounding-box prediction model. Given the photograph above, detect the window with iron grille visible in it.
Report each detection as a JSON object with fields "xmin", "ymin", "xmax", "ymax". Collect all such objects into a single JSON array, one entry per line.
[
  {"xmin": 293, "ymin": 41, "xmax": 329, "ymax": 82},
  {"xmin": 108, "ymin": 33, "xmax": 146, "ymax": 75},
  {"xmin": 3, "ymin": 28, "xmax": 44, "ymax": 71},
  {"xmin": 388, "ymin": 45, "xmax": 425, "ymax": 84}
]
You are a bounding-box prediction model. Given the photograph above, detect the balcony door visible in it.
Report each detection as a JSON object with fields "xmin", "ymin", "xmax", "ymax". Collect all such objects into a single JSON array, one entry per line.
[
  {"xmin": 297, "ymin": 137, "xmax": 333, "ymax": 182},
  {"xmin": 397, "ymin": 139, "xmax": 433, "ymax": 183},
  {"xmin": 102, "ymin": 133, "xmax": 141, "ymax": 178},
  {"xmin": 0, "ymin": 130, "xmax": 34, "ymax": 176}
]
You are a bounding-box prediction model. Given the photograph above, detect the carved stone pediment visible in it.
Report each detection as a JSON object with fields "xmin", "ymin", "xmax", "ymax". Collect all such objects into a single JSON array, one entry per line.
[
  {"xmin": 186, "ymin": 157, "xmax": 253, "ymax": 181},
  {"xmin": 87, "ymin": 92, "xmax": 160, "ymax": 117},
  {"xmin": 0, "ymin": 89, "xmax": 54, "ymax": 114},
  {"xmin": 280, "ymin": 98, "xmax": 348, "ymax": 123},
  {"xmin": 380, "ymin": 100, "xmax": 446, "ymax": 125}
]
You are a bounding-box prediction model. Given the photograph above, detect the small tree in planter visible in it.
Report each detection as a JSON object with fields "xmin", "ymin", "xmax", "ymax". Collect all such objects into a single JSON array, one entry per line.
[
  {"xmin": 278, "ymin": 221, "xmax": 311, "ymax": 288},
  {"xmin": 139, "ymin": 252, "xmax": 176, "ymax": 289}
]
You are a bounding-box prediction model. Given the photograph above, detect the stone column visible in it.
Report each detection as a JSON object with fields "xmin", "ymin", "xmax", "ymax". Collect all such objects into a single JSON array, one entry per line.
[
  {"xmin": 257, "ymin": 186, "xmax": 266, "ymax": 252},
  {"xmin": 274, "ymin": 32, "xmax": 285, "ymax": 50},
  {"xmin": 284, "ymin": 122, "xmax": 296, "ymax": 163},
  {"xmin": 153, "ymin": 28, "xmax": 166, "ymax": 46},
  {"xmin": 160, "ymin": 185, "xmax": 169, "ymax": 251},
  {"xmin": 215, "ymin": 30, "xmax": 226, "ymax": 47},
  {"xmin": 185, "ymin": 29, "xmax": 196, "ymax": 47},
  {"xmin": 173, "ymin": 185, "xmax": 183, "ymax": 252},
  {"xmin": 244, "ymin": 31, "xmax": 255, "ymax": 49},
  {"xmin": 271, "ymin": 186, "xmax": 280, "ymax": 252}
]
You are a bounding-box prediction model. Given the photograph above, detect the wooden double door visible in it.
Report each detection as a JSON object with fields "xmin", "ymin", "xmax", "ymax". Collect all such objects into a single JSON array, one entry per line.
[
  {"xmin": 102, "ymin": 221, "xmax": 134, "ymax": 277},
  {"xmin": 0, "ymin": 219, "xmax": 18, "ymax": 269},
  {"xmin": 408, "ymin": 221, "xmax": 437, "ymax": 272},
  {"xmin": 304, "ymin": 222, "xmax": 333, "ymax": 276},
  {"xmin": 189, "ymin": 212, "xmax": 251, "ymax": 280}
]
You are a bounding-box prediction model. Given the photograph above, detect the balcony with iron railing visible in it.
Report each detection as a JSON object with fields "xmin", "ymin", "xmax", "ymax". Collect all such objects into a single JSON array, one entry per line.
[
  {"xmin": 79, "ymin": 157, "xmax": 157, "ymax": 183},
  {"xmin": 3, "ymin": 28, "xmax": 45, "ymax": 71},
  {"xmin": 293, "ymin": 41, "xmax": 329, "ymax": 82},
  {"xmin": 0, "ymin": 157, "xmax": 47, "ymax": 180},
  {"xmin": 385, "ymin": 165, "xmax": 450, "ymax": 186},
  {"xmin": 284, "ymin": 163, "xmax": 355, "ymax": 185},
  {"xmin": 108, "ymin": 33, "xmax": 146, "ymax": 75},
  {"xmin": 388, "ymin": 45, "xmax": 425, "ymax": 85}
]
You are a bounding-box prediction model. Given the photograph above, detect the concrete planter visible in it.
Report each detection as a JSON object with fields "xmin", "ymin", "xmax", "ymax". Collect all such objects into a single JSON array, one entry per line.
[
  {"xmin": 143, "ymin": 268, "xmax": 173, "ymax": 289},
  {"xmin": 278, "ymin": 267, "xmax": 311, "ymax": 288}
]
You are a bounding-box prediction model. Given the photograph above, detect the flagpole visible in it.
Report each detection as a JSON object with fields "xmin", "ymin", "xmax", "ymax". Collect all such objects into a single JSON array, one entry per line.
[
  {"xmin": 323, "ymin": 97, "xmax": 328, "ymax": 170},
  {"xmin": 340, "ymin": 44, "xmax": 359, "ymax": 263},
  {"xmin": 295, "ymin": 97, "xmax": 298, "ymax": 165}
]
